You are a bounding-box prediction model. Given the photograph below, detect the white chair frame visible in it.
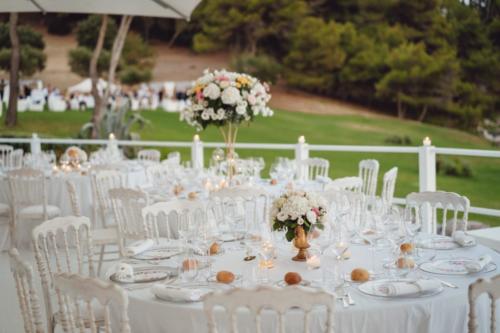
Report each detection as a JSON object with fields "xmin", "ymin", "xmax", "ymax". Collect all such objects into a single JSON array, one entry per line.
[
  {"xmin": 32, "ymin": 216, "xmax": 95, "ymax": 333},
  {"xmin": 54, "ymin": 272, "xmax": 130, "ymax": 333},
  {"xmin": 301, "ymin": 158, "xmax": 330, "ymax": 181},
  {"xmin": 468, "ymin": 274, "xmax": 500, "ymax": 333},
  {"xmin": 0, "ymin": 144, "xmax": 14, "ymax": 169},
  {"xmin": 381, "ymin": 167, "xmax": 398, "ymax": 207},
  {"xmin": 204, "ymin": 286, "xmax": 335, "ymax": 333},
  {"xmin": 8, "ymin": 248, "xmax": 45, "ymax": 333},
  {"xmin": 110, "ymin": 187, "xmax": 149, "ymax": 256},
  {"xmin": 324, "ymin": 176, "xmax": 362, "ymax": 192},
  {"xmin": 406, "ymin": 191, "xmax": 470, "ymax": 235},
  {"xmin": 358, "ymin": 159, "xmax": 379, "ymax": 197},
  {"xmin": 138, "ymin": 149, "xmax": 161, "ymax": 163}
]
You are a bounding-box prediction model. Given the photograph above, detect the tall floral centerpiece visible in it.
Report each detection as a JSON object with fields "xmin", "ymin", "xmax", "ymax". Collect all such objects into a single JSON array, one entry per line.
[
  {"xmin": 181, "ymin": 69, "xmax": 273, "ymax": 181},
  {"xmin": 271, "ymin": 191, "xmax": 328, "ymax": 261}
]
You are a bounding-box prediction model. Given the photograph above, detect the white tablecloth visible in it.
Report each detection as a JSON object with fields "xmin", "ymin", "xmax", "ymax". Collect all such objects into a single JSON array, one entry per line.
[{"xmin": 113, "ymin": 243, "xmax": 500, "ymax": 333}]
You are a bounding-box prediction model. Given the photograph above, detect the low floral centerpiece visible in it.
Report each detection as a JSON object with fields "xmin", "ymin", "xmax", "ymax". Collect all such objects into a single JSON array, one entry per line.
[
  {"xmin": 181, "ymin": 69, "xmax": 273, "ymax": 180},
  {"xmin": 61, "ymin": 146, "xmax": 87, "ymax": 168},
  {"xmin": 271, "ymin": 191, "xmax": 328, "ymax": 261}
]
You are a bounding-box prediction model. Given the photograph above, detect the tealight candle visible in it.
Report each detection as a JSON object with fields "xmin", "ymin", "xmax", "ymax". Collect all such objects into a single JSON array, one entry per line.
[
  {"xmin": 423, "ymin": 136, "xmax": 431, "ymax": 146},
  {"xmin": 109, "ymin": 133, "xmax": 115, "ymax": 140},
  {"xmin": 298, "ymin": 135, "xmax": 305, "ymax": 144},
  {"xmin": 306, "ymin": 255, "xmax": 321, "ymax": 269},
  {"xmin": 193, "ymin": 134, "xmax": 200, "ymax": 142}
]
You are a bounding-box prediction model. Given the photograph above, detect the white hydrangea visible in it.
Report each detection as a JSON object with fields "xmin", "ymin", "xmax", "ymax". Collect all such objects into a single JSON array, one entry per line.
[
  {"xmin": 203, "ymin": 83, "xmax": 221, "ymax": 100},
  {"xmin": 221, "ymin": 87, "xmax": 241, "ymax": 105}
]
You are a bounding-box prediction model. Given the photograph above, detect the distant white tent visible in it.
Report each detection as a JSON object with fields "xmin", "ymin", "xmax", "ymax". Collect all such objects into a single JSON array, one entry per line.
[
  {"xmin": 67, "ymin": 78, "xmax": 116, "ymax": 95},
  {"xmin": 0, "ymin": 0, "xmax": 200, "ymax": 20}
]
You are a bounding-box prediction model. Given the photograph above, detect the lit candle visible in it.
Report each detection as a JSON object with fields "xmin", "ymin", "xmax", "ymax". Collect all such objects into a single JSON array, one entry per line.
[
  {"xmin": 298, "ymin": 135, "xmax": 305, "ymax": 144},
  {"xmin": 423, "ymin": 136, "xmax": 431, "ymax": 146},
  {"xmin": 109, "ymin": 133, "xmax": 115, "ymax": 140},
  {"xmin": 193, "ymin": 134, "xmax": 200, "ymax": 142},
  {"xmin": 52, "ymin": 165, "xmax": 59, "ymax": 172},
  {"xmin": 306, "ymin": 255, "xmax": 321, "ymax": 269}
]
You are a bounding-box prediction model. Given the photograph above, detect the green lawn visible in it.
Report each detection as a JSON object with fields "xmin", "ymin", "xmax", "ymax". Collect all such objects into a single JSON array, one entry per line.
[{"xmin": 2, "ymin": 109, "xmax": 499, "ymax": 226}]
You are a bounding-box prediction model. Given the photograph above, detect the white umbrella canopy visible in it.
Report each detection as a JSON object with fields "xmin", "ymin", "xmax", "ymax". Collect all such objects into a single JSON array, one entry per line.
[{"xmin": 0, "ymin": 0, "xmax": 201, "ymax": 19}]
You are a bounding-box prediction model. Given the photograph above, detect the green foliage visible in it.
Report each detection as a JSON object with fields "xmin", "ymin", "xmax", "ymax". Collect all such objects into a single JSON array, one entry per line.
[
  {"xmin": 75, "ymin": 15, "xmax": 117, "ymax": 50},
  {"xmin": 437, "ymin": 157, "xmax": 473, "ymax": 178},
  {"xmin": 231, "ymin": 53, "xmax": 281, "ymax": 84},
  {"xmin": 119, "ymin": 66, "xmax": 152, "ymax": 85},
  {"xmin": 192, "ymin": 0, "xmax": 309, "ymax": 55},
  {"xmin": 68, "ymin": 47, "xmax": 110, "ymax": 77},
  {"xmin": 384, "ymin": 135, "xmax": 412, "ymax": 145},
  {"xmin": 0, "ymin": 23, "xmax": 45, "ymax": 75}
]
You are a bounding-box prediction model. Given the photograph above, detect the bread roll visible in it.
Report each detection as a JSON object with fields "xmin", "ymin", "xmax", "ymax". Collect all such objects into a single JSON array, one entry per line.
[
  {"xmin": 209, "ymin": 242, "xmax": 220, "ymax": 255},
  {"xmin": 216, "ymin": 271, "xmax": 235, "ymax": 284},
  {"xmin": 284, "ymin": 272, "xmax": 302, "ymax": 285},
  {"xmin": 400, "ymin": 242, "xmax": 414, "ymax": 253},
  {"xmin": 187, "ymin": 191, "xmax": 198, "ymax": 200},
  {"xmin": 270, "ymin": 179, "xmax": 278, "ymax": 185},
  {"xmin": 350, "ymin": 268, "xmax": 370, "ymax": 282}
]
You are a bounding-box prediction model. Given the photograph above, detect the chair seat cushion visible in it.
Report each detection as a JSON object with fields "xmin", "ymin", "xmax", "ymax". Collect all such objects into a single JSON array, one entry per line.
[
  {"xmin": 92, "ymin": 227, "xmax": 119, "ymax": 245},
  {"xmin": 19, "ymin": 205, "xmax": 61, "ymax": 219},
  {"xmin": 0, "ymin": 203, "xmax": 10, "ymax": 217}
]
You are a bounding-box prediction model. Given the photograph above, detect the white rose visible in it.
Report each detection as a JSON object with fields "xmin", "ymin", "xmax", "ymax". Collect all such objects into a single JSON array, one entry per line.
[
  {"xmin": 203, "ymin": 83, "xmax": 221, "ymax": 100},
  {"xmin": 221, "ymin": 87, "xmax": 241, "ymax": 105},
  {"xmin": 277, "ymin": 211, "xmax": 288, "ymax": 222},
  {"xmin": 297, "ymin": 217, "xmax": 304, "ymax": 225},
  {"xmin": 306, "ymin": 210, "xmax": 317, "ymax": 224},
  {"xmin": 219, "ymin": 80, "xmax": 230, "ymax": 89},
  {"xmin": 201, "ymin": 110, "xmax": 210, "ymax": 120},
  {"xmin": 236, "ymin": 104, "xmax": 247, "ymax": 115}
]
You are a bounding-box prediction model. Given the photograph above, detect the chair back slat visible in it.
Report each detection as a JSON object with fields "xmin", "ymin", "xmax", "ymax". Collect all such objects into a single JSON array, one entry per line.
[
  {"xmin": 301, "ymin": 158, "xmax": 329, "ymax": 181},
  {"xmin": 138, "ymin": 149, "xmax": 161, "ymax": 163},
  {"xmin": 54, "ymin": 273, "xmax": 130, "ymax": 333},
  {"xmin": 8, "ymin": 248, "xmax": 45, "ymax": 333},
  {"xmin": 381, "ymin": 167, "xmax": 398, "ymax": 207},
  {"xmin": 358, "ymin": 159, "xmax": 379, "ymax": 197},
  {"xmin": 468, "ymin": 275, "xmax": 500, "ymax": 333}
]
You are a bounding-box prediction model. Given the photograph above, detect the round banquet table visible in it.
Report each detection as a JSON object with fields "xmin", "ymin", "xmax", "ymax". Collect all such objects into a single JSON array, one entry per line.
[{"xmin": 114, "ymin": 242, "xmax": 500, "ymax": 333}]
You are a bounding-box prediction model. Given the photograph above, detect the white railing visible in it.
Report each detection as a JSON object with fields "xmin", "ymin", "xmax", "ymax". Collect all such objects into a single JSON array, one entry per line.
[{"xmin": 1, "ymin": 133, "xmax": 499, "ymax": 218}]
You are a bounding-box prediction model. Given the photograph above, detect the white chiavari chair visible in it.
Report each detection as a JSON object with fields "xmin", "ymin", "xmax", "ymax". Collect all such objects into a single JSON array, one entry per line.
[
  {"xmin": 468, "ymin": 274, "xmax": 500, "ymax": 333},
  {"xmin": 0, "ymin": 201, "xmax": 10, "ymax": 250},
  {"xmin": 210, "ymin": 186, "xmax": 270, "ymax": 238},
  {"xmin": 142, "ymin": 200, "xmax": 208, "ymax": 242},
  {"xmin": 109, "ymin": 187, "xmax": 149, "ymax": 256},
  {"xmin": 358, "ymin": 159, "xmax": 379, "ymax": 197},
  {"xmin": 204, "ymin": 286, "xmax": 335, "ymax": 333},
  {"xmin": 8, "ymin": 248, "xmax": 45, "ymax": 333},
  {"xmin": 66, "ymin": 178, "xmax": 119, "ymax": 274},
  {"xmin": 322, "ymin": 189, "xmax": 366, "ymax": 234},
  {"xmin": 301, "ymin": 158, "xmax": 329, "ymax": 181},
  {"xmin": 53, "ymin": 273, "xmax": 131, "ymax": 333},
  {"xmin": 8, "ymin": 168, "xmax": 61, "ymax": 247},
  {"xmin": 90, "ymin": 170, "xmax": 125, "ymax": 228},
  {"xmin": 381, "ymin": 167, "xmax": 398, "ymax": 207},
  {"xmin": 32, "ymin": 216, "xmax": 96, "ymax": 333},
  {"xmin": 324, "ymin": 176, "xmax": 362, "ymax": 192},
  {"xmin": 10, "ymin": 148, "xmax": 24, "ymax": 169},
  {"xmin": 165, "ymin": 151, "xmax": 181, "ymax": 165},
  {"xmin": 138, "ymin": 149, "xmax": 161, "ymax": 163},
  {"xmin": 405, "ymin": 191, "xmax": 470, "ymax": 235}
]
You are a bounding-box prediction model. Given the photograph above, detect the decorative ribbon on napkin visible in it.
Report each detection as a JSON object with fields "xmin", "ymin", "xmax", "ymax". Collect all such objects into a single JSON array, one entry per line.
[
  {"xmin": 465, "ymin": 255, "xmax": 492, "ymax": 273},
  {"xmin": 151, "ymin": 284, "xmax": 209, "ymax": 302},
  {"xmin": 125, "ymin": 239, "xmax": 155, "ymax": 257},
  {"xmin": 378, "ymin": 279, "xmax": 441, "ymax": 296}
]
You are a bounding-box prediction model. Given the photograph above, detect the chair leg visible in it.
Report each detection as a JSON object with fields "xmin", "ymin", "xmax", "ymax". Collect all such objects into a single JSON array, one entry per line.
[
  {"xmin": 9, "ymin": 214, "xmax": 16, "ymax": 249},
  {"xmin": 97, "ymin": 244, "xmax": 106, "ymax": 276}
]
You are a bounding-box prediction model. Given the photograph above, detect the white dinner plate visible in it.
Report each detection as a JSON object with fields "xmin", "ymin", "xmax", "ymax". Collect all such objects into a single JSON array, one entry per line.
[
  {"xmin": 275, "ymin": 279, "xmax": 312, "ymax": 287},
  {"xmin": 110, "ymin": 267, "xmax": 176, "ymax": 284},
  {"xmin": 416, "ymin": 236, "xmax": 461, "ymax": 250},
  {"xmin": 358, "ymin": 278, "xmax": 443, "ymax": 299},
  {"xmin": 419, "ymin": 258, "xmax": 497, "ymax": 275},
  {"xmin": 131, "ymin": 247, "xmax": 183, "ymax": 260}
]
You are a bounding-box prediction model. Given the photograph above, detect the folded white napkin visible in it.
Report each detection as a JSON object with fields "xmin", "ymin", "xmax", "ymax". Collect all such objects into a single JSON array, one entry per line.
[
  {"xmin": 453, "ymin": 231, "xmax": 476, "ymax": 247},
  {"xmin": 465, "ymin": 255, "xmax": 492, "ymax": 273},
  {"xmin": 151, "ymin": 284, "xmax": 209, "ymax": 302},
  {"xmin": 125, "ymin": 239, "xmax": 154, "ymax": 257},
  {"xmin": 378, "ymin": 279, "xmax": 441, "ymax": 296}
]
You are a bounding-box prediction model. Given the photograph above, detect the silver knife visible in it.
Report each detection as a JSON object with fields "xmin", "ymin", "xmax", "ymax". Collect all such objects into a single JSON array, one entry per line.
[{"xmin": 435, "ymin": 278, "xmax": 458, "ymax": 288}]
